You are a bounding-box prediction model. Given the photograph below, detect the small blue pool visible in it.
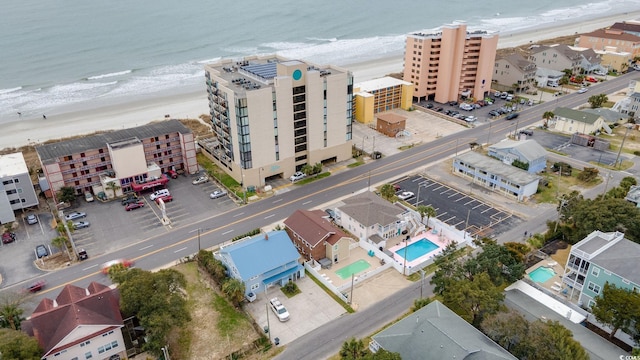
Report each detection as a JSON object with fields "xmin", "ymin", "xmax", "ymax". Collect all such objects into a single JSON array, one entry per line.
[
  {"xmin": 395, "ymin": 238, "xmax": 439, "ymax": 262},
  {"xmin": 529, "ymin": 266, "xmax": 555, "ymax": 283}
]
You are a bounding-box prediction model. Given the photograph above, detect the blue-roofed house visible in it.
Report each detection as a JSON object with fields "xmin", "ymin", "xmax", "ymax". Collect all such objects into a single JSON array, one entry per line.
[
  {"xmin": 215, "ymin": 230, "xmax": 304, "ymax": 297},
  {"xmin": 488, "ymin": 139, "xmax": 548, "ymax": 173}
]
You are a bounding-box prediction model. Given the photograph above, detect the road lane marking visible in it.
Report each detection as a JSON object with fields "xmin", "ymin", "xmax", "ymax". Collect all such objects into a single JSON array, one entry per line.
[
  {"xmin": 140, "ymin": 245, "xmax": 153, "ymax": 251},
  {"xmin": 264, "ymin": 214, "xmax": 275, "ymax": 219},
  {"xmin": 302, "ymin": 200, "xmax": 312, "ymax": 205},
  {"xmin": 222, "ymin": 229, "xmax": 234, "ymax": 235},
  {"xmin": 233, "ymin": 212, "xmax": 245, "ymax": 217},
  {"xmin": 273, "ymin": 199, "xmax": 283, "ymax": 203},
  {"xmin": 82, "ymin": 264, "xmax": 99, "ymax": 271},
  {"xmin": 174, "ymin": 247, "xmax": 188, "ymax": 253}
]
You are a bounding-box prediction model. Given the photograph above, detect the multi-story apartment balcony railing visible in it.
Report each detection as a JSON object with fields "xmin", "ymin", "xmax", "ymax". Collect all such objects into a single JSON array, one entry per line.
[
  {"xmin": 59, "ymin": 153, "xmax": 108, "ymax": 165},
  {"xmin": 61, "ymin": 160, "xmax": 111, "ymax": 175},
  {"xmin": 146, "ymin": 144, "xmax": 183, "ymax": 155},
  {"xmin": 566, "ymin": 262, "xmax": 589, "ymax": 275}
]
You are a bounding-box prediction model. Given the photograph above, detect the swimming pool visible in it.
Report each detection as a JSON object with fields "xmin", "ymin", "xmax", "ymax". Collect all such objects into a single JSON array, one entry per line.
[
  {"xmin": 529, "ymin": 266, "xmax": 555, "ymax": 283},
  {"xmin": 395, "ymin": 238, "xmax": 439, "ymax": 262},
  {"xmin": 335, "ymin": 259, "xmax": 371, "ymax": 280}
]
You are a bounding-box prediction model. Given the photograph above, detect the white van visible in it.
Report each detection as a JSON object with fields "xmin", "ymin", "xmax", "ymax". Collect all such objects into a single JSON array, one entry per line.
[
  {"xmin": 150, "ymin": 189, "xmax": 170, "ymax": 201},
  {"xmin": 506, "ymin": 94, "xmax": 514, "ymax": 101}
]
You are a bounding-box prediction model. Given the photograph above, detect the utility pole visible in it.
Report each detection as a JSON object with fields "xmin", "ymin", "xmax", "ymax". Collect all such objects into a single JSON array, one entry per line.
[
  {"xmin": 349, "ymin": 273, "xmax": 355, "ymax": 305},
  {"xmin": 614, "ymin": 125, "xmax": 631, "ymax": 169},
  {"xmin": 419, "ymin": 269, "xmax": 425, "ymax": 299},
  {"xmin": 265, "ymin": 303, "xmax": 271, "ymax": 344}
]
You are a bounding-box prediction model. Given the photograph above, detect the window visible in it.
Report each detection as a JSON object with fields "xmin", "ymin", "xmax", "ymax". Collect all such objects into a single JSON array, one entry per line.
[
  {"xmin": 588, "ymin": 282, "xmax": 601, "ymax": 294},
  {"xmin": 85, "ymin": 352, "xmax": 93, "ymax": 359},
  {"xmin": 251, "ymin": 283, "xmax": 259, "ymax": 291},
  {"xmin": 588, "ymin": 299, "xmax": 595, "ymax": 308},
  {"xmin": 591, "ymin": 267, "xmax": 599, "ymax": 277}
]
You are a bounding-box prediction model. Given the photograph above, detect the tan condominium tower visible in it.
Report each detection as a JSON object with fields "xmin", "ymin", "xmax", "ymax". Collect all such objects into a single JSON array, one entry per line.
[
  {"xmin": 204, "ymin": 55, "xmax": 354, "ymax": 189},
  {"xmin": 403, "ymin": 22, "xmax": 498, "ymax": 104}
]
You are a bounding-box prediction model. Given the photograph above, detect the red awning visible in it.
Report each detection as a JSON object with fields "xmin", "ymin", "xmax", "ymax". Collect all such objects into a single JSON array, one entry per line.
[{"xmin": 130, "ymin": 175, "xmax": 169, "ymax": 192}]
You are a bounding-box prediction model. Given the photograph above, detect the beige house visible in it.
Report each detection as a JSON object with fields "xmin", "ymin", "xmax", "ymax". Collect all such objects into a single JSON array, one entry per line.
[
  {"xmin": 403, "ymin": 22, "xmax": 498, "ymax": 104},
  {"xmin": 549, "ymin": 107, "xmax": 607, "ymax": 135},
  {"xmin": 529, "ymin": 44, "xmax": 582, "ymax": 73},
  {"xmin": 204, "ymin": 55, "xmax": 353, "ymax": 188},
  {"xmin": 596, "ymin": 49, "xmax": 632, "ymax": 74},
  {"xmin": 493, "ymin": 54, "xmax": 537, "ymax": 92},
  {"xmin": 577, "ymin": 28, "xmax": 640, "ymax": 59}
]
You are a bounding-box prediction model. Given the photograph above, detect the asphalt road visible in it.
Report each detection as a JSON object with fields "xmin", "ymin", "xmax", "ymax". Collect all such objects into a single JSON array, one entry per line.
[{"xmin": 4, "ymin": 71, "xmax": 637, "ymax": 358}]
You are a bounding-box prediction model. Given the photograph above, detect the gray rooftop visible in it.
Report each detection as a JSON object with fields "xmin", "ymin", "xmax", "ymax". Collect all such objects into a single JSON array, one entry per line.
[
  {"xmin": 582, "ymin": 108, "xmax": 627, "ymax": 123},
  {"xmin": 498, "ymin": 54, "xmax": 536, "ymax": 72},
  {"xmin": 35, "ymin": 120, "xmax": 191, "ymax": 163},
  {"xmin": 371, "ymin": 300, "xmax": 517, "ymax": 360},
  {"xmin": 489, "ymin": 139, "xmax": 547, "ymax": 163},
  {"xmin": 338, "ymin": 192, "xmax": 406, "ymax": 227},
  {"xmin": 531, "ymin": 44, "xmax": 582, "ymax": 60},
  {"xmin": 625, "ymin": 185, "xmax": 640, "ymax": 204},
  {"xmin": 573, "ymin": 231, "xmax": 640, "ymax": 285},
  {"xmin": 554, "ymin": 107, "xmax": 601, "ymax": 124},
  {"xmin": 455, "ymin": 152, "xmax": 540, "ymax": 186}
]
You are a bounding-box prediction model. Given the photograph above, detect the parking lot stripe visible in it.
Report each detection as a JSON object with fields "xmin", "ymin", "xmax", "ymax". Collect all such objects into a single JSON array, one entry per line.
[
  {"xmin": 447, "ymin": 193, "xmax": 458, "ymax": 198},
  {"xmin": 452, "ymin": 220, "xmax": 465, "ymax": 228},
  {"xmin": 473, "ymin": 203, "xmax": 484, "ymax": 209},
  {"xmin": 233, "ymin": 212, "xmax": 245, "ymax": 217},
  {"xmin": 222, "ymin": 229, "xmax": 234, "ymax": 235},
  {"xmin": 481, "ymin": 208, "xmax": 492, "ymax": 213},
  {"xmin": 454, "ymin": 197, "xmax": 465, "ymax": 202},
  {"xmin": 464, "ymin": 199, "xmax": 475, "ymax": 205},
  {"xmin": 443, "ymin": 216, "xmax": 456, "ymax": 223},
  {"xmin": 174, "ymin": 247, "xmax": 188, "ymax": 253}
]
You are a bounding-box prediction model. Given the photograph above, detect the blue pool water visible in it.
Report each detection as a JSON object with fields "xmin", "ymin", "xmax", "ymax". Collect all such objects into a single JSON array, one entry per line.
[
  {"xmin": 395, "ymin": 238, "xmax": 439, "ymax": 262},
  {"xmin": 529, "ymin": 266, "xmax": 555, "ymax": 283}
]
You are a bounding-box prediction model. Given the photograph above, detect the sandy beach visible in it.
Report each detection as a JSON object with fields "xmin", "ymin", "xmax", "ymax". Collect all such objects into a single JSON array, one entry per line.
[{"xmin": 2, "ymin": 10, "xmax": 640, "ymax": 150}]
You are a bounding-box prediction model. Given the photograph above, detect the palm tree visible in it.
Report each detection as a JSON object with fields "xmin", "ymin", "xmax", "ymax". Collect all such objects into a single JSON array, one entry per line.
[
  {"xmin": 0, "ymin": 303, "xmax": 24, "ymax": 330},
  {"xmin": 380, "ymin": 184, "xmax": 396, "ymax": 201},
  {"xmin": 221, "ymin": 278, "xmax": 245, "ymax": 307},
  {"xmin": 417, "ymin": 205, "xmax": 437, "ymax": 228},
  {"xmin": 339, "ymin": 337, "xmax": 366, "ymax": 360},
  {"xmin": 542, "ymin": 111, "xmax": 554, "ymax": 128},
  {"xmin": 105, "ymin": 181, "xmax": 121, "ymax": 199}
]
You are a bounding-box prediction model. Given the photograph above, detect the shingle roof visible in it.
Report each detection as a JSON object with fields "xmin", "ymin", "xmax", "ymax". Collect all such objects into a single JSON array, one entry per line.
[
  {"xmin": 489, "ymin": 139, "xmax": 547, "ymax": 163},
  {"xmin": 338, "ymin": 192, "xmax": 406, "ymax": 227},
  {"xmin": 220, "ymin": 230, "xmax": 300, "ymax": 279},
  {"xmin": 455, "ymin": 152, "xmax": 540, "ymax": 186},
  {"xmin": 610, "ymin": 22, "xmax": 640, "ymax": 34},
  {"xmin": 499, "ymin": 54, "xmax": 536, "ymax": 72},
  {"xmin": 284, "ymin": 209, "xmax": 351, "ymax": 247},
  {"xmin": 372, "ymin": 300, "xmax": 517, "ymax": 360},
  {"xmin": 582, "ymin": 28, "xmax": 640, "ymax": 42},
  {"xmin": 35, "ymin": 119, "xmax": 191, "ymax": 162},
  {"xmin": 531, "ymin": 44, "xmax": 581, "ymax": 60},
  {"xmin": 22, "ymin": 282, "xmax": 123, "ymax": 357},
  {"xmin": 554, "ymin": 107, "xmax": 601, "ymax": 124},
  {"xmin": 591, "ymin": 237, "xmax": 640, "ymax": 285},
  {"xmin": 581, "ymin": 108, "xmax": 627, "ymax": 123}
]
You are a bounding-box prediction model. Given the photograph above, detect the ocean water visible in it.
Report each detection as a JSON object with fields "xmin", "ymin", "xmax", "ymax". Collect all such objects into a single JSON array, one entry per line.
[{"xmin": 1, "ymin": 0, "xmax": 638, "ymax": 122}]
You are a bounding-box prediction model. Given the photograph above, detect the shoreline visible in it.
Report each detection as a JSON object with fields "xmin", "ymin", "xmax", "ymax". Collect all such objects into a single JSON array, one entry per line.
[{"xmin": 3, "ymin": 10, "xmax": 640, "ymax": 150}]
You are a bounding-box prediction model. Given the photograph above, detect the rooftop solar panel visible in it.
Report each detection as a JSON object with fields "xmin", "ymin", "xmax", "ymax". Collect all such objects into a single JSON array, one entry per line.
[{"xmin": 241, "ymin": 62, "xmax": 278, "ymax": 80}]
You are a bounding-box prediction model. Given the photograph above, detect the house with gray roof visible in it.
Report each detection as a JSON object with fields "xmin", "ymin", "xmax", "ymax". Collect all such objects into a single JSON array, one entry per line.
[
  {"xmin": 625, "ymin": 185, "xmax": 640, "ymax": 206},
  {"xmin": 493, "ymin": 54, "xmax": 537, "ymax": 92},
  {"xmin": 215, "ymin": 230, "xmax": 304, "ymax": 298},
  {"xmin": 488, "ymin": 139, "xmax": 547, "ymax": 173},
  {"xmin": 529, "ymin": 44, "xmax": 582, "ymax": 73},
  {"xmin": 582, "ymin": 107, "xmax": 628, "ymax": 125},
  {"xmin": 550, "ymin": 107, "xmax": 608, "ymax": 135},
  {"xmin": 369, "ymin": 300, "xmax": 517, "ymax": 360},
  {"xmin": 453, "ymin": 151, "xmax": 540, "ymax": 202},
  {"xmin": 335, "ymin": 192, "xmax": 409, "ymax": 244},
  {"xmin": 562, "ymin": 231, "xmax": 640, "ymax": 309}
]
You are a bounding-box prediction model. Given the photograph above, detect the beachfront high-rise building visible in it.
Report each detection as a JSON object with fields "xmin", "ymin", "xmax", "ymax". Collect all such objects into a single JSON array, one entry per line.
[
  {"xmin": 203, "ymin": 55, "xmax": 353, "ymax": 187},
  {"xmin": 403, "ymin": 22, "xmax": 498, "ymax": 104},
  {"xmin": 0, "ymin": 152, "xmax": 39, "ymax": 224}
]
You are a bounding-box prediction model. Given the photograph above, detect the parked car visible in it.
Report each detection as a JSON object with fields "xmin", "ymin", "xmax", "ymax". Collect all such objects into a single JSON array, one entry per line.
[
  {"xmin": 209, "ymin": 190, "xmax": 228, "ymax": 199},
  {"xmin": 585, "ymin": 76, "xmax": 598, "ymax": 83},
  {"xmin": 64, "ymin": 212, "xmax": 86, "ymax": 221},
  {"xmin": 393, "ymin": 184, "xmax": 401, "ymax": 191},
  {"xmin": 494, "ymin": 91, "xmax": 502, "ymax": 97},
  {"xmin": 289, "ymin": 171, "xmax": 306, "ymax": 182},
  {"xmin": 36, "ymin": 244, "xmax": 48, "ymax": 258},
  {"xmin": 594, "ymin": 70, "xmax": 607, "ymax": 76},
  {"xmin": 448, "ymin": 101, "xmax": 458, "ymax": 106},
  {"xmin": 505, "ymin": 113, "xmax": 519, "ymax": 120},
  {"xmin": 84, "ymin": 192, "xmax": 94, "ymax": 202},
  {"xmin": 155, "ymin": 194, "xmax": 173, "ymax": 204},
  {"xmin": 167, "ymin": 169, "xmax": 179, "ymax": 179},
  {"xmin": 150, "ymin": 189, "xmax": 170, "ymax": 201},
  {"xmin": 519, "ymin": 129, "xmax": 534, "ymax": 136},
  {"xmin": 325, "ymin": 209, "xmax": 336, "ymax": 219},
  {"xmin": 73, "ymin": 221, "xmax": 90, "ymax": 229},
  {"xmin": 2, "ymin": 232, "xmax": 16, "ymax": 244},
  {"xmin": 125, "ymin": 201, "xmax": 145, "ymax": 211},
  {"xmin": 488, "ymin": 110, "xmax": 500, "ymax": 117},
  {"xmin": 101, "ymin": 259, "xmax": 134, "ymax": 274},
  {"xmin": 397, "ymin": 191, "xmax": 414, "ymax": 200},
  {"xmin": 465, "ymin": 116, "xmax": 477, "ymax": 123},
  {"xmin": 425, "ymin": 103, "xmax": 434, "ymax": 109},
  {"xmin": 269, "ymin": 297, "xmax": 290, "ymax": 322},
  {"xmin": 121, "ymin": 194, "xmax": 138, "ymax": 205},
  {"xmin": 26, "ymin": 280, "xmax": 46, "ymax": 293},
  {"xmin": 78, "ymin": 249, "xmax": 89, "ymax": 261},
  {"xmin": 26, "ymin": 214, "xmax": 38, "ymax": 225},
  {"xmin": 577, "ymin": 87, "xmax": 588, "ymax": 94},
  {"xmin": 433, "ymin": 107, "xmax": 444, "ymax": 112},
  {"xmin": 192, "ymin": 176, "xmax": 209, "ymax": 185}
]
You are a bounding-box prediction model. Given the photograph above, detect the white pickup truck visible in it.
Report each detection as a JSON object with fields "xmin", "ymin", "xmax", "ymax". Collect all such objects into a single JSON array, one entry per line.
[{"xmin": 269, "ymin": 297, "xmax": 290, "ymax": 322}]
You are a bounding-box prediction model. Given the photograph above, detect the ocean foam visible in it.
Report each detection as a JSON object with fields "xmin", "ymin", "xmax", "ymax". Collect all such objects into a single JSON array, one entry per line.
[
  {"xmin": 0, "ymin": 86, "xmax": 22, "ymax": 95},
  {"xmin": 86, "ymin": 70, "xmax": 132, "ymax": 80}
]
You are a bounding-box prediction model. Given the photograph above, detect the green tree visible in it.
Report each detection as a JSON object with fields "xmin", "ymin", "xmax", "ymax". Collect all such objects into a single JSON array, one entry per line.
[
  {"xmin": 112, "ymin": 268, "xmax": 190, "ymax": 356},
  {"xmin": 577, "ymin": 167, "xmax": 599, "ymax": 182},
  {"xmin": 312, "ymin": 162, "xmax": 323, "ymax": 175},
  {"xmin": 339, "ymin": 337, "xmax": 367, "ymax": 360},
  {"xmin": 481, "ymin": 309, "xmax": 529, "ymax": 353},
  {"xmin": 524, "ymin": 320, "xmax": 589, "ymax": 360},
  {"xmin": 221, "ymin": 278, "xmax": 246, "ymax": 307},
  {"xmin": 0, "ymin": 297, "xmax": 24, "ymax": 331},
  {"xmin": 562, "ymin": 197, "xmax": 640, "ymax": 243},
  {"xmin": 443, "ymin": 272, "xmax": 504, "ymax": 327},
  {"xmin": 380, "ymin": 184, "xmax": 396, "ymax": 201},
  {"xmin": 363, "ymin": 349, "xmax": 402, "ymax": 360},
  {"xmin": 588, "ymin": 93, "xmax": 608, "ymax": 108},
  {"xmin": 503, "ymin": 242, "xmax": 530, "ymax": 263},
  {"xmin": 542, "ymin": 111, "xmax": 554, "ymax": 127},
  {"xmin": 51, "ymin": 236, "xmax": 69, "ymax": 253},
  {"xmin": 301, "ymin": 164, "xmax": 314, "ymax": 176},
  {"xmin": 511, "ymin": 159, "xmax": 529, "ymax": 171},
  {"xmin": 430, "ymin": 243, "xmax": 463, "ymax": 296},
  {"xmin": 412, "ymin": 297, "xmax": 431, "ymax": 312},
  {"xmin": 0, "ymin": 328, "xmax": 42, "ymax": 360},
  {"xmin": 57, "ymin": 186, "xmax": 76, "ymax": 204},
  {"xmin": 591, "ymin": 283, "xmax": 640, "ymax": 339},
  {"xmin": 416, "ymin": 205, "xmax": 436, "ymax": 228},
  {"xmin": 472, "ymin": 240, "xmax": 525, "ymax": 285},
  {"xmin": 105, "ymin": 181, "xmax": 121, "ymax": 198},
  {"xmin": 605, "ymin": 176, "xmax": 638, "ymax": 199}
]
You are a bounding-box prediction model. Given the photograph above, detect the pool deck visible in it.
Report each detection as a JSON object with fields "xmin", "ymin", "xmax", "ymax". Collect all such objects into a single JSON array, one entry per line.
[
  {"xmin": 387, "ymin": 229, "xmax": 453, "ymax": 269},
  {"xmin": 316, "ymin": 246, "xmax": 385, "ymax": 289},
  {"xmin": 526, "ymin": 259, "xmax": 575, "ymax": 300}
]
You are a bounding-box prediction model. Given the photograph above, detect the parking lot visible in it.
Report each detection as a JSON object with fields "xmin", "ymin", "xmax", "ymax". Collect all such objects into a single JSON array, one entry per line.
[
  {"xmin": 0, "ymin": 173, "xmax": 238, "ymax": 288},
  {"xmin": 394, "ymin": 175, "xmax": 522, "ymax": 239}
]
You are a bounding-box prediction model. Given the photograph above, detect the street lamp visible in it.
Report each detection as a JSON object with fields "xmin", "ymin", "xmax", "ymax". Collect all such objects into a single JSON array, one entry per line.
[{"xmin": 189, "ymin": 228, "xmax": 202, "ymax": 251}]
